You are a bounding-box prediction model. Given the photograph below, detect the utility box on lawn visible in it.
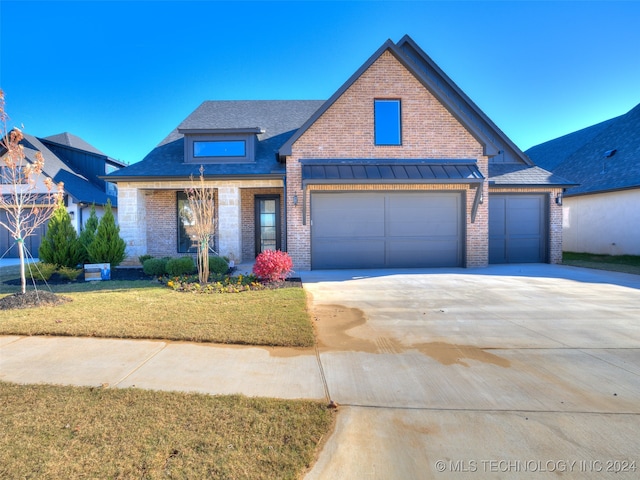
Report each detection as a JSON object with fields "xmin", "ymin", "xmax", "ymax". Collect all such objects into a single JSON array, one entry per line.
[{"xmin": 84, "ymin": 263, "xmax": 111, "ymax": 281}]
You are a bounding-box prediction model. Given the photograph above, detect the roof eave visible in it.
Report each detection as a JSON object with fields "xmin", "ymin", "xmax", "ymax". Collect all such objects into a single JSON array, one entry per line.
[{"xmin": 101, "ymin": 173, "xmax": 285, "ymax": 183}]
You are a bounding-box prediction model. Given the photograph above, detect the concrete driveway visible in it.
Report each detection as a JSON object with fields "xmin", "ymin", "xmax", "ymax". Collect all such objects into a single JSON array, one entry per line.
[{"xmin": 301, "ymin": 264, "xmax": 640, "ymax": 479}]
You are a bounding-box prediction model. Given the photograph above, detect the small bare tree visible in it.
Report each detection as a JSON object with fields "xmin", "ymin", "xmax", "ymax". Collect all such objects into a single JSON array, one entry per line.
[
  {"xmin": 0, "ymin": 90, "xmax": 64, "ymax": 293},
  {"xmin": 185, "ymin": 165, "xmax": 216, "ymax": 283}
]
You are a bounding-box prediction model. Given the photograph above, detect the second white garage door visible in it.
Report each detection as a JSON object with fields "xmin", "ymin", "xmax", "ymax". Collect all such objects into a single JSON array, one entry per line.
[{"xmin": 311, "ymin": 191, "xmax": 464, "ymax": 269}]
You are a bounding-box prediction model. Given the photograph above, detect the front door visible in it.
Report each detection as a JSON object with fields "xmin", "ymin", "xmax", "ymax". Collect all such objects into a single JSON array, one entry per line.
[{"xmin": 255, "ymin": 196, "xmax": 281, "ymax": 256}]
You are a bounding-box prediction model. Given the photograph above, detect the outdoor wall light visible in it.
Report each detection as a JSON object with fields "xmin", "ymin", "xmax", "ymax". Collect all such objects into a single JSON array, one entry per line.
[
  {"xmin": 292, "ymin": 193, "xmax": 298, "ymax": 207},
  {"xmin": 555, "ymin": 193, "xmax": 563, "ymax": 206}
]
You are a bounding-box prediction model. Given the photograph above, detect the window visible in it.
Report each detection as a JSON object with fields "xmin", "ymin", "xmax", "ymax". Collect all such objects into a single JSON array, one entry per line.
[
  {"xmin": 177, "ymin": 192, "xmax": 197, "ymax": 253},
  {"xmin": 193, "ymin": 140, "xmax": 246, "ymax": 158},
  {"xmin": 0, "ymin": 165, "xmax": 28, "ymax": 184},
  {"xmin": 374, "ymin": 99, "xmax": 401, "ymax": 145},
  {"xmin": 183, "ymin": 134, "xmax": 255, "ymax": 163}
]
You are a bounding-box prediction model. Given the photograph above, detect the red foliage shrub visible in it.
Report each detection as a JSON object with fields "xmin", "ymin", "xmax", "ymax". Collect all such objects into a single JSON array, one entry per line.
[{"xmin": 252, "ymin": 250, "xmax": 293, "ymax": 283}]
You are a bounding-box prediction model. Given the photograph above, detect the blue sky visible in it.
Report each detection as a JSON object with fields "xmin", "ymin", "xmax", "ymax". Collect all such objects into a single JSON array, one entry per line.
[{"xmin": 1, "ymin": 1, "xmax": 639, "ymax": 165}]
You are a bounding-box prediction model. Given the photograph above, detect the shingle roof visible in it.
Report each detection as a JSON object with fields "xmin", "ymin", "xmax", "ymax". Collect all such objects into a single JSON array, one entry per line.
[
  {"xmin": 19, "ymin": 133, "xmax": 115, "ymax": 206},
  {"xmin": 526, "ymin": 102, "xmax": 640, "ymax": 195},
  {"xmin": 42, "ymin": 132, "xmax": 126, "ymax": 167},
  {"xmin": 43, "ymin": 132, "xmax": 106, "ymax": 156},
  {"xmin": 109, "ymin": 100, "xmax": 324, "ymax": 179},
  {"xmin": 489, "ymin": 163, "xmax": 576, "ymax": 187}
]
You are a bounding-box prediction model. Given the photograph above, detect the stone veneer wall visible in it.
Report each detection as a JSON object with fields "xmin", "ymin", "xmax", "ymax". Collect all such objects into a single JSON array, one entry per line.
[{"xmin": 285, "ymin": 50, "xmax": 489, "ymax": 270}]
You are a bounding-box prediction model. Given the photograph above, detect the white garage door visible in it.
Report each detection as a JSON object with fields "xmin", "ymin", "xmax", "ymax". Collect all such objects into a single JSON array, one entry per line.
[{"xmin": 311, "ymin": 191, "xmax": 463, "ymax": 269}]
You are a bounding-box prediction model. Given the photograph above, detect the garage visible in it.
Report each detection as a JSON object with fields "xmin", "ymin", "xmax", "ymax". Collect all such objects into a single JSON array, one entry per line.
[
  {"xmin": 311, "ymin": 191, "xmax": 464, "ymax": 269},
  {"xmin": 0, "ymin": 211, "xmax": 46, "ymax": 259},
  {"xmin": 489, "ymin": 194, "xmax": 547, "ymax": 263}
]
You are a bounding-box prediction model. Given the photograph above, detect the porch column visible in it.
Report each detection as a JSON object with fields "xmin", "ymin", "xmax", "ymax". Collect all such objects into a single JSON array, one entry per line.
[
  {"xmin": 217, "ymin": 186, "xmax": 241, "ymax": 263},
  {"xmin": 117, "ymin": 185, "xmax": 147, "ymax": 265}
]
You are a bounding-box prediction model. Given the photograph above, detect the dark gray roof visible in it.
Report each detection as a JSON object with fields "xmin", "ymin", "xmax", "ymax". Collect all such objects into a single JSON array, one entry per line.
[
  {"xmin": 43, "ymin": 132, "xmax": 105, "ymax": 156},
  {"xmin": 526, "ymin": 102, "xmax": 640, "ymax": 195},
  {"xmin": 489, "ymin": 163, "xmax": 576, "ymax": 187},
  {"xmin": 301, "ymin": 159, "xmax": 483, "ymax": 186},
  {"xmin": 109, "ymin": 100, "xmax": 324, "ymax": 180},
  {"xmin": 19, "ymin": 133, "xmax": 116, "ymax": 206}
]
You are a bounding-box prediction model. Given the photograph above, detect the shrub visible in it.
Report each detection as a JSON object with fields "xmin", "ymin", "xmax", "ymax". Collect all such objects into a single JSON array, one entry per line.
[
  {"xmin": 38, "ymin": 200, "xmax": 83, "ymax": 268},
  {"xmin": 57, "ymin": 266, "xmax": 82, "ymax": 281},
  {"xmin": 87, "ymin": 200, "xmax": 126, "ymax": 267},
  {"xmin": 78, "ymin": 205, "xmax": 99, "ymax": 264},
  {"xmin": 208, "ymin": 255, "xmax": 230, "ymax": 275},
  {"xmin": 143, "ymin": 257, "xmax": 169, "ymax": 276},
  {"xmin": 166, "ymin": 256, "xmax": 196, "ymax": 276},
  {"xmin": 29, "ymin": 263, "xmax": 57, "ymax": 281},
  {"xmin": 138, "ymin": 254, "xmax": 153, "ymax": 265},
  {"xmin": 252, "ymin": 250, "xmax": 293, "ymax": 283}
]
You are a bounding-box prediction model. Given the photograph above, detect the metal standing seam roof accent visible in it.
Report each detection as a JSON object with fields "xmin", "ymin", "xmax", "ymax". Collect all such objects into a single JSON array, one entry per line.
[{"xmin": 300, "ymin": 159, "xmax": 484, "ymax": 185}]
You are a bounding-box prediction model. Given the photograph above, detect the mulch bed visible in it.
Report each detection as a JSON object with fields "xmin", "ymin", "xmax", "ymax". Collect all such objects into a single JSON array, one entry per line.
[
  {"xmin": 0, "ymin": 268, "xmax": 302, "ymax": 310},
  {"xmin": 0, "ymin": 291, "xmax": 72, "ymax": 310}
]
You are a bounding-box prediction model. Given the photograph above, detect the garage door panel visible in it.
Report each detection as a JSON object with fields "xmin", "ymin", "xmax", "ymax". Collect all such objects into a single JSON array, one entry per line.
[
  {"xmin": 387, "ymin": 239, "xmax": 460, "ymax": 267},
  {"xmin": 489, "ymin": 194, "xmax": 547, "ymax": 264},
  {"xmin": 313, "ymin": 239, "xmax": 385, "ymax": 269},
  {"xmin": 312, "ymin": 192, "xmax": 463, "ymax": 269}
]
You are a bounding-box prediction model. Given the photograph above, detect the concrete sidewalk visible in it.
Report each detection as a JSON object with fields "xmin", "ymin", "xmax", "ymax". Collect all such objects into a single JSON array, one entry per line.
[{"xmin": 0, "ymin": 335, "xmax": 325, "ymax": 400}]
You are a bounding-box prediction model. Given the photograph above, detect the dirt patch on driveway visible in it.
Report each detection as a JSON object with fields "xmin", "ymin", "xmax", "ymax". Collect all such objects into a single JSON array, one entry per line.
[{"xmin": 312, "ymin": 303, "xmax": 510, "ymax": 367}]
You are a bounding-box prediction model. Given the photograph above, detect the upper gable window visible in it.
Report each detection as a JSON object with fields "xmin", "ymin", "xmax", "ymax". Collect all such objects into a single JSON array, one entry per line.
[
  {"xmin": 194, "ymin": 140, "xmax": 246, "ymax": 158},
  {"xmin": 183, "ymin": 133, "xmax": 255, "ymax": 163},
  {"xmin": 374, "ymin": 99, "xmax": 401, "ymax": 146}
]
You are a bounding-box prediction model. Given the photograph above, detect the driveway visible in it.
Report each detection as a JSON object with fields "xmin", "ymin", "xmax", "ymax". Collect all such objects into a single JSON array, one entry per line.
[{"xmin": 301, "ymin": 264, "xmax": 640, "ymax": 479}]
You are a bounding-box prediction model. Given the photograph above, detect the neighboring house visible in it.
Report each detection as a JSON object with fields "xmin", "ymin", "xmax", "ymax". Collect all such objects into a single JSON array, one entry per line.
[
  {"xmin": 0, "ymin": 131, "xmax": 124, "ymax": 258},
  {"xmin": 108, "ymin": 35, "xmax": 573, "ymax": 269},
  {"xmin": 527, "ymin": 102, "xmax": 640, "ymax": 256}
]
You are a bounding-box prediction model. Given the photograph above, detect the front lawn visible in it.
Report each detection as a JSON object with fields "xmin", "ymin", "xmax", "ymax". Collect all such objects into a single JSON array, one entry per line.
[
  {"xmin": 0, "ymin": 274, "xmax": 314, "ymax": 347},
  {"xmin": 0, "ymin": 381, "xmax": 334, "ymax": 479},
  {"xmin": 562, "ymin": 252, "xmax": 640, "ymax": 275}
]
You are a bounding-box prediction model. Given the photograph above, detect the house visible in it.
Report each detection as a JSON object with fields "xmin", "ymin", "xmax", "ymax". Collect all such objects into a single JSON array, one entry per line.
[
  {"xmin": 526, "ymin": 102, "xmax": 640, "ymax": 256},
  {"xmin": 0, "ymin": 131, "xmax": 124, "ymax": 258},
  {"xmin": 108, "ymin": 35, "xmax": 573, "ymax": 269}
]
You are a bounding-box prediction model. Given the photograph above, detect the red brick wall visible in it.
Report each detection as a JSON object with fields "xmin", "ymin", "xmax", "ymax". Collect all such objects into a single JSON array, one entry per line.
[
  {"xmin": 145, "ymin": 189, "xmax": 219, "ymax": 258},
  {"xmin": 285, "ymin": 50, "xmax": 489, "ymax": 269}
]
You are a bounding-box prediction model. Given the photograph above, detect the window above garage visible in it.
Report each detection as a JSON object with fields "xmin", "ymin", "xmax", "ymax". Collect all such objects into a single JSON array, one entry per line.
[
  {"xmin": 179, "ymin": 128, "xmax": 262, "ymax": 164},
  {"xmin": 374, "ymin": 99, "xmax": 402, "ymax": 145}
]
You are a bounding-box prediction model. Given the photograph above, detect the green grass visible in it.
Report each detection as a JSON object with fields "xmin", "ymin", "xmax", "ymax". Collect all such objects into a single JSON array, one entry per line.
[
  {"xmin": 0, "ymin": 381, "xmax": 335, "ymax": 479},
  {"xmin": 562, "ymin": 252, "xmax": 640, "ymax": 275},
  {"xmin": 0, "ymin": 268, "xmax": 315, "ymax": 347}
]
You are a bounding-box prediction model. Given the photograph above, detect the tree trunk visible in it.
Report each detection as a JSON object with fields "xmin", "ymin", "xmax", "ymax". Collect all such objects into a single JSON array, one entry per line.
[{"xmin": 18, "ymin": 238, "xmax": 26, "ymax": 294}]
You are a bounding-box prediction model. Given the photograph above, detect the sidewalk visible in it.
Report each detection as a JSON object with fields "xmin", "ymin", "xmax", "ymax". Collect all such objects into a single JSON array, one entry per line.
[{"xmin": 0, "ymin": 335, "xmax": 326, "ymax": 400}]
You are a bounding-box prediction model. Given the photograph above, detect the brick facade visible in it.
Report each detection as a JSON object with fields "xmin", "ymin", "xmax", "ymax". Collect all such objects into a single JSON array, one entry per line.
[{"xmin": 285, "ymin": 51, "xmax": 489, "ymax": 270}]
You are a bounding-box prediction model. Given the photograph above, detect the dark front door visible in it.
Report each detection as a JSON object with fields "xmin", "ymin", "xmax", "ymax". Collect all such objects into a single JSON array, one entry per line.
[{"xmin": 255, "ymin": 196, "xmax": 281, "ymax": 256}]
